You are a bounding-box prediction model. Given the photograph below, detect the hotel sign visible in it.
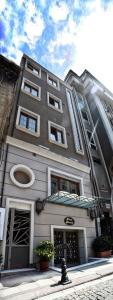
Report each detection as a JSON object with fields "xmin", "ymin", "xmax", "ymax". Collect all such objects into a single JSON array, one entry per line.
[{"xmin": 64, "ymin": 216, "xmax": 75, "ymax": 225}]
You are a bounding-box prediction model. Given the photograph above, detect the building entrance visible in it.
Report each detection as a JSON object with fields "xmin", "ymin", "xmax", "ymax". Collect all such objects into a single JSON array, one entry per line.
[
  {"xmin": 5, "ymin": 208, "xmax": 30, "ymax": 269},
  {"xmin": 54, "ymin": 229, "xmax": 80, "ymax": 267}
]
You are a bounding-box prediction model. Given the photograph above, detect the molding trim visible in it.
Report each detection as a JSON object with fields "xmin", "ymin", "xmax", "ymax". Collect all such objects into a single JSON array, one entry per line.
[
  {"xmin": 16, "ymin": 106, "xmax": 40, "ymax": 137},
  {"xmin": 2, "ymin": 198, "xmax": 34, "ymax": 266},
  {"xmin": 6, "ymin": 136, "xmax": 90, "ymax": 174},
  {"xmin": 48, "ymin": 120, "xmax": 68, "ymax": 149},
  {"xmin": 10, "ymin": 164, "xmax": 35, "ymax": 188},
  {"xmin": 48, "ymin": 167, "xmax": 84, "ymax": 196},
  {"xmin": 51, "ymin": 225, "xmax": 88, "ymax": 266}
]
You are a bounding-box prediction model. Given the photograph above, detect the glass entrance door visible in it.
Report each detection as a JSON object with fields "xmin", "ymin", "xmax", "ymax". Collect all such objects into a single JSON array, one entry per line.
[
  {"xmin": 5, "ymin": 208, "xmax": 30, "ymax": 269},
  {"xmin": 54, "ymin": 229, "xmax": 79, "ymax": 267}
]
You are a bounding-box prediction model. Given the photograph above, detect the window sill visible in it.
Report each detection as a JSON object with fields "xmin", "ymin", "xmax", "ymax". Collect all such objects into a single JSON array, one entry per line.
[
  {"xmin": 48, "ymin": 103, "xmax": 63, "ymax": 113},
  {"xmin": 49, "ymin": 138, "xmax": 68, "ymax": 148},
  {"xmin": 25, "ymin": 66, "xmax": 41, "ymax": 78},
  {"xmin": 21, "ymin": 89, "xmax": 41, "ymax": 101},
  {"xmin": 16, "ymin": 125, "xmax": 40, "ymax": 137}
]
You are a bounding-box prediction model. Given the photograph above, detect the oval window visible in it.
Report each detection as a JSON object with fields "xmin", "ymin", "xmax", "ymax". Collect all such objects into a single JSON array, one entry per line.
[{"xmin": 10, "ymin": 164, "xmax": 35, "ymax": 188}]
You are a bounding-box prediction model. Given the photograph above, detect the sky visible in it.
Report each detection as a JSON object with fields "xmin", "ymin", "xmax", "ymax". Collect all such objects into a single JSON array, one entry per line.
[{"xmin": 0, "ymin": 0, "xmax": 113, "ymax": 92}]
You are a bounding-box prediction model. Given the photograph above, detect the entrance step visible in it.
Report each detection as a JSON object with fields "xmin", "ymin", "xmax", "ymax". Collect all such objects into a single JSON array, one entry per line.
[{"xmin": 0, "ymin": 268, "xmax": 36, "ymax": 278}]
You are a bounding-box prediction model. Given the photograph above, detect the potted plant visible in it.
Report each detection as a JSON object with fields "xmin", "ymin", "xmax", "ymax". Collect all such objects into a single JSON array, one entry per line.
[
  {"xmin": 34, "ymin": 240, "xmax": 54, "ymax": 271},
  {"xmin": 92, "ymin": 236, "xmax": 112, "ymax": 258}
]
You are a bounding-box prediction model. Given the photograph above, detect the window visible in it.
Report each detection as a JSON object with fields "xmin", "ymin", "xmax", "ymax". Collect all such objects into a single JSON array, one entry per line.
[
  {"xmin": 10, "ymin": 164, "xmax": 35, "ymax": 188},
  {"xmin": 93, "ymin": 156, "xmax": 101, "ymax": 164},
  {"xmin": 26, "ymin": 61, "xmax": 41, "ymax": 77},
  {"xmin": 87, "ymin": 130, "xmax": 96, "ymax": 150},
  {"xmin": 16, "ymin": 106, "xmax": 40, "ymax": 137},
  {"xmin": 67, "ymin": 90, "xmax": 84, "ymax": 155},
  {"xmin": 82, "ymin": 110, "xmax": 89, "ymax": 122},
  {"xmin": 22, "ymin": 78, "xmax": 41, "ymax": 100},
  {"xmin": 47, "ymin": 93, "xmax": 63, "ymax": 112},
  {"xmin": 48, "ymin": 121, "xmax": 67, "ymax": 148},
  {"xmin": 47, "ymin": 74, "xmax": 59, "ymax": 89},
  {"xmin": 51, "ymin": 175, "xmax": 80, "ymax": 195},
  {"xmin": 19, "ymin": 112, "xmax": 37, "ymax": 132}
]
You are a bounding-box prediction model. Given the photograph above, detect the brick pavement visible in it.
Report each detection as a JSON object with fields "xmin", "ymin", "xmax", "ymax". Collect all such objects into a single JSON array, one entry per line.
[
  {"xmin": 40, "ymin": 275, "xmax": 113, "ymax": 300},
  {"xmin": 1, "ymin": 259, "xmax": 113, "ymax": 300}
]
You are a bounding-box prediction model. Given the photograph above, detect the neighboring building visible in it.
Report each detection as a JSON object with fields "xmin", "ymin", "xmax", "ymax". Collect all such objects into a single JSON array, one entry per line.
[
  {"xmin": 0, "ymin": 54, "xmax": 96, "ymax": 270},
  {"xmin": 65, "ymin": 70, "xmax": 112, "ymax": 236},
  {"xmin": 0, "ymin": 55, "xmax": 20, "ymax": 260}
]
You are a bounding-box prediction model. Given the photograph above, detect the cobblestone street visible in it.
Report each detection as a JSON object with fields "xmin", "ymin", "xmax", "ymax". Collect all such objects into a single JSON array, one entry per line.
[{"xmin": 53, "ymin": 277, "xmax": 113, "ymax": 300}]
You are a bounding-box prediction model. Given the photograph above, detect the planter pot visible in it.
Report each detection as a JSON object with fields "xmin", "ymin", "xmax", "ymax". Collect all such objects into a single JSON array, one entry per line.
[
  {"xmin": 96, "ymin": 250, "xmax": 112, "ymax": 258},
  {"xmin": 39, "ymin": 260, "xmax": 49, "ymax": 271}
]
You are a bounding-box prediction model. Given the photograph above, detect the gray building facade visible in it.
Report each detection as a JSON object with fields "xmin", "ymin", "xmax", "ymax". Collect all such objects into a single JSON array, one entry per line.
[{"xmin": 0, "ymin": 55, "xmax": 97, "ymax": 270}]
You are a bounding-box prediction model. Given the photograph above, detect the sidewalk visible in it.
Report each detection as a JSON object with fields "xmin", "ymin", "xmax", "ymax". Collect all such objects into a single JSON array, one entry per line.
[{"xmin": 1, "ymin": 258, "xmax": 113, "ymax": 300}]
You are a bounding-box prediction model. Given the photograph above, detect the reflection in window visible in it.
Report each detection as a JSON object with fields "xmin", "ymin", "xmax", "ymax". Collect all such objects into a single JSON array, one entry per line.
[{"xmin": 51, "ymin": 175, "xmax": 80, "ymax": 195}]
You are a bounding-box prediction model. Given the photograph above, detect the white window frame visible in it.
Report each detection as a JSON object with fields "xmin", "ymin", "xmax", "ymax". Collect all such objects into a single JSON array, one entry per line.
[
  {"xmin": 47, "ymin": 73, "xmax": 60, "ymax": 90},
  {"xmin": 48, "ymin": 167, "xmax": 84, "ymax": 196},
  {"xmin": 2, "ymin": 198, "xmax": 34, "ymax": 266},
  {"xmin": 48, "ymin": 121, "xmax": 67, "ymax": 148},
  {"xmin": 47, "ymin": 92, "xmax": 63, "ymax": 113},
  {"xmin": 25, "ymin": 60, "xmax": 41, "ymax": 78},
  {"xmin": 87, "ymin": 130, "xmax": 97, "ymax": 150},
  {"xmin": 21, "ymin": 78, "xmax": 41, "ymax": 101},
  {"xmin": 16, "ymin": 106, "xmax": 40, "ymax": 137}
]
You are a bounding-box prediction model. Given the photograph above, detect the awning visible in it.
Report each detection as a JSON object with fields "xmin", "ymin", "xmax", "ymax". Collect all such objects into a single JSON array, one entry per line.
[{"xmin": 47, "ymin": 191, "xmax": 96, "ymax": 209}]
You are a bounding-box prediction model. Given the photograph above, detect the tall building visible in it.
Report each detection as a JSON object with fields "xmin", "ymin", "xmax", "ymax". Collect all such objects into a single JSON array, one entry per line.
[
  {"xmin": 65, "ymin": 70, "xmax": 112, "ymax": 236},
  {"xmin": 0, "ymin": 54, "xmax": 96, "ymax": 270}
]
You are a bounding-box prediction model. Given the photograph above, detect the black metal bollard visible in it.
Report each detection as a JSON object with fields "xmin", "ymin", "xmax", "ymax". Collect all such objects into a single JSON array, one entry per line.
[{"xmin": 58, "ymin": 258, "xmax": 72, "ymax": 285}]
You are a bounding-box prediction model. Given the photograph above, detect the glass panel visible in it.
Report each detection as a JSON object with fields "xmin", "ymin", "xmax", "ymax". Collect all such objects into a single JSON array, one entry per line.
[
  {"xmin": 31, "ymin": 87, "xmax": 38, "ymax": 97},
  {"xmin": 49, "ymin": 97, "xmax": 55, "ymax": 106},
  {"xmin": 51, "ymin": 176, "xmax": 58, "ymax": 194},
  {"xmin": 28, "ymin": 117, "xmax": 37, "ymax": 132},
  {"xmin": 24, "ymin": 83, "xmax": 30, "ymax": 93},
  {"xmin": 33, "ymin": 68, "xmax": 39, "ymax": 75},
  {"xmin": 50, "ymin": 127, "xmax": 57, "ymax": 141},
  {"xmin": 53, "ymin": 80, "xmax": 57, "ymax": 87},
  {"xmin": 60, "ymin": 179, "xmax": 69, "ymax": 191},
  {"xmin": 27, "ymin": 63, "xmax": 33, "ymax": 71},
  {"xmin": 55, "ymin": 100, "xmax": 60, "ymax": 109},
  {"xmin": 57, "ymin": 130, "xmax": 63, "ymax": 143},
  {"xmin": 19, "ymin": 113, "xmax": 27, "ymax": 128},
  {"xmin": 82, "ymin": 110, "xmax": 88, "ymax": 121}
]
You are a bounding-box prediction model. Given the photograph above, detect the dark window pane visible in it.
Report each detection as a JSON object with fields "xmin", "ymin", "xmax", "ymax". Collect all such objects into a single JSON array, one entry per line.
[
  {"xmin": 49, "ymin": 97, "xmax": 55, "ymax": 106},
  {"xmin": 27, "ymin": 63, "xmax": 33, "ymax": 71},
  {"xmin": 82, "ymin": 111, "xmax": 88, "ymax": 121},
  {"xmin": 24, "ymin": 83, "xmax": 30, "ymax": 93}
]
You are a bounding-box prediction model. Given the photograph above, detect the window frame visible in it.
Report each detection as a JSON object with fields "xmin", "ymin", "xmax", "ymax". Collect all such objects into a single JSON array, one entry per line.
[
  {"xmin": 47, "ymin": 73, "xmax": 60, "ymax": 90},
  {"xmin": 16, "ymin": 106, "xmax": 40, "ymax": 137},
  {"xmin": 48, "ymin": 121, "xmax": 67, "ymax": 148},
  {"xmin": 87, "ymin": 130, "xmax": 96, "ymax": 150},
  {"xmin": 21, "ymin": 78, "xmax": 41, "ymax": 101},
  {"xmin": 25, "ymin": 61, "xmax": 41, "ymax": 78},
  {"xmin": 47, "ymin": 92, "xmax": 63, "ymax": 113},
  {"xmin": 48, "ymin": 167, "xmax": 84, "ymax": 196}
]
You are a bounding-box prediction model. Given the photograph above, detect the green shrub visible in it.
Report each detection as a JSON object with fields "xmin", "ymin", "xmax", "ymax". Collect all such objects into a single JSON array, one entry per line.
[
  {"xmin": 92, "ymin": 236, "xmax": 112, "ymax": 253},
  {"xmin": 34, "ymin": 241, "xmax": 54, "ymax": 261}
]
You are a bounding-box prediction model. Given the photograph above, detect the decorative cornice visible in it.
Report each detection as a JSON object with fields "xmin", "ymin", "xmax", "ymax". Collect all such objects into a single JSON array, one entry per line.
[{"xmin": 6, "ymin": 136, "xmax": 90, "ymax": 174}]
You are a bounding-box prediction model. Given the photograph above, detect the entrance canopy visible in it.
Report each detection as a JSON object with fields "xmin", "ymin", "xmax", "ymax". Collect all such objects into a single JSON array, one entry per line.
[{"xmin": 47, "ymin": 191, "xmax": 95, "ymax": 209}]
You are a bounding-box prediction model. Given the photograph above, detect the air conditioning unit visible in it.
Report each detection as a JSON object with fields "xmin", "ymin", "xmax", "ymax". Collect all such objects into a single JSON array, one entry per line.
[{"xmin": 0, "ymin": 208, "xmax": 5, "ymax": 240}]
